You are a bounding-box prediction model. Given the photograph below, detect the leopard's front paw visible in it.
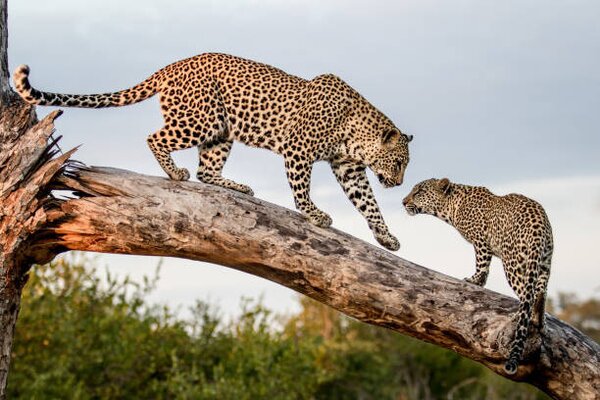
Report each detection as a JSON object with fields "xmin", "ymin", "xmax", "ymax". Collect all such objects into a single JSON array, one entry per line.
[
  {"xmin": 170, "ymin": 168, "xmax": 190, "ymax": 181},
  {"xmin": 376, "ymin": 231, "xmax": 400, "ymax": 251},
  {"xmin": 306, "ymin": 209, "xmax": 332, "ymax": 228},
  {"xmin": 464, "ymin": 275, "xmax": 486, "ymax": 287},
  {"xmin": 371, "ymin": 225, "xmax": 400, "ymax": 251}
]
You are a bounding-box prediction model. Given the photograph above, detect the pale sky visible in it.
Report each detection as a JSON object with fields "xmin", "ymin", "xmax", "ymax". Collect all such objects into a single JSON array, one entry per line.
[{"xmin": 7, "ymin": 0, "xmax": 600, "ymax": 316}]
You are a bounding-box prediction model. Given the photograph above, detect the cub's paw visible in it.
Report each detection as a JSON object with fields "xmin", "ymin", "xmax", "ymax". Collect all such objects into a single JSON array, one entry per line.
[
  {"xmin": 464, "ymin": 276, "xmax": 486, "ymax": 287},
  {"xmin": 170, "ymin": 168, "xmax": 190, "ymax": 181},
  {"xmin": 376, "ymin": 232, "xmax": 400, "ymax": 251},
  {"xmin": 306, "ymin": 209, "xmax": 332, "ymax": 228}
]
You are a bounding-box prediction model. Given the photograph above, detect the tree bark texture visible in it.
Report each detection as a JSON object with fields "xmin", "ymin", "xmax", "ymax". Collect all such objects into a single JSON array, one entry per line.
[
  {"xmin": 0, "ymin": 106, "xmax": 72, "ymax": 398},
  {"xmin": 0, "ymin": 0, "xmax": 10, "ymax": 101},
  {"xmin": 29, "ymin": 164, "xmax": 597, "ymax": 400},
  {"xmin": 0, "ymin": 1, "xmax": 50, "ymax": 396}
]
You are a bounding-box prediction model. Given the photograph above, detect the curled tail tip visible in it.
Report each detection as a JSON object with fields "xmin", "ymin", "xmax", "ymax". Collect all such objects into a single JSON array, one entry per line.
[
  {"xmin": 14, "ymin": 64, "xmax": 30, "ymax": 89},
  {"xmin": 504, "ymin": 358, "xmax": 518, "ymax": 375},
  {"xmin": 13, "ymin": 64, "xmax": 40, "ymax": 104},
  {"xmin": 14, "ymin": 64, "xmax": 30, "ymax": 81},
  {"xmin": 13, "ymin": 64, "xmax": 31, "ymax": 90}
]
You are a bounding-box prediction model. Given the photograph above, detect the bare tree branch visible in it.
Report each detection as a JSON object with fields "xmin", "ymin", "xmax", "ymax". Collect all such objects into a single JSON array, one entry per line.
[{"xmin": 26, "ymin": 162, "xmax": 596, "ymax": 400}]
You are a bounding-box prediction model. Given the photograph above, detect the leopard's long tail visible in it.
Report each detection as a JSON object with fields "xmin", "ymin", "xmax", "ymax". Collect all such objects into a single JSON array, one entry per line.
[
  {"xmin": 13, "ymin": 65, "xmax": 158, "ymax": 108},
  {"xmin": 504, "ymin": 259, "xmax": 540, "ymax": 375}
]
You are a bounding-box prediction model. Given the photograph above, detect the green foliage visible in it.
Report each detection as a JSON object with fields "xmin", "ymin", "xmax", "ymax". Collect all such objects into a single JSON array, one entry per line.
[
  {"xmin": 10, "ymin": 256, "xmax": 189, "ymax": 399},
  {"xmin": 9, "ymin": 257, "xmax": 323, "ymax": 400},
  {"xmin": 9, "ymin": 256, "xmax": 581, "ymax": 399},
  {"xmin": 284, "ymin": 297, "xmax": 547, "ymax": 400}
]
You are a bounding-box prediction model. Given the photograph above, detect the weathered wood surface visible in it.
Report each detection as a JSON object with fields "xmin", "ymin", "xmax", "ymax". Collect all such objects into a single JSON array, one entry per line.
[
  {"xmin": 30, "ymin": 164, "xmax": 597, "ymax": 400},
  {"xmin": 0, "ymin": 2, "xmax": 67, "ymax": 396},
  {"xmin": 0, "ymin": 0, "xmax": 24, "ymax": 394},
  {"xmin": 0, "ymin": 106, "xmax": 70, "ymax": 397}
]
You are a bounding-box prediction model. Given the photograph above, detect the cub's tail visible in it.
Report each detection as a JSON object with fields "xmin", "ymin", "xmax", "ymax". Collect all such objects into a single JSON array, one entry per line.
[
  {"xmin": 504, "ymin": 260, "xmax": 540, "ymax": 375},
  {"xmin": 13, "ymin": 65, "xmax": 158, "ymax": 108}
]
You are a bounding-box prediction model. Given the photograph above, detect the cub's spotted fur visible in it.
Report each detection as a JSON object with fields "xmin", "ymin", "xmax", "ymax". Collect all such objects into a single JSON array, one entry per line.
[
  {"xmin": 403, "ymin": 178, "xmax": 552, "ymax": 374},
  {"xmin": 14, "ymin": 53, "xmax": 413, "ymax": 250}
]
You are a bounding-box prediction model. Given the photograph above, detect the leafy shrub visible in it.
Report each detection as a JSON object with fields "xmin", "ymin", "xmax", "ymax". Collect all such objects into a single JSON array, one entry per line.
[{"xmin": 9, "ymin": 256, "xmax": 556, "ymax": 399}]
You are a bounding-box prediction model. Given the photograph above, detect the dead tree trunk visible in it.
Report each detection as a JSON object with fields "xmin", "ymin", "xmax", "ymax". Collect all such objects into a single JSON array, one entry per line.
[
  {"xmin": 0, "ymin": 0, "xmax": 31, "ymax": 395},
  {"xmin": 0, "ymin": 1, "xmax": 73, "ymax": 395},
  {"xmin": 0, "ymin": 101, "xmax": 71, "ymax": 398}
]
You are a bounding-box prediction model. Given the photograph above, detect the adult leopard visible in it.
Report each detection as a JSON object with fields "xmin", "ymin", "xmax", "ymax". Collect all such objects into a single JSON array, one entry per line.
[
  {"xmin": 403, "ymin": 178, "xmax": 553, "ymax": 374},
  {"xmin": 14, "ymin": 53, "xmax": 412, "ymax": 250}
]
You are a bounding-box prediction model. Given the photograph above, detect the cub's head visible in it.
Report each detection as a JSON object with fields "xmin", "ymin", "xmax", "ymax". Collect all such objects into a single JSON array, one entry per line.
[
  {"xmin": 402, "ymin": 178, "xmax": 452, "ymax": 216},
  {"xmin": 367, "ymin": 129, "xmax": 413, "ymax": 188}
]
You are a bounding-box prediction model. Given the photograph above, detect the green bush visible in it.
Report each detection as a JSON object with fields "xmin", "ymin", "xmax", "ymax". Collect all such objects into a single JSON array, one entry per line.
[{"xmin": 8, "ymin": 256, "xmax": 553, "ymax": 399}]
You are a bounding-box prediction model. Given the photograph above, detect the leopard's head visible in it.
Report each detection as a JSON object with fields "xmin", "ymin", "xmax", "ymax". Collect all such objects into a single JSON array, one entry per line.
[
  {"xmin": 367, "ymin": 129, "xmax": 412, "ymax": 188},
  {"xmin": 403, "ymin": 178, "xmax": 452, "ymax": 216}
]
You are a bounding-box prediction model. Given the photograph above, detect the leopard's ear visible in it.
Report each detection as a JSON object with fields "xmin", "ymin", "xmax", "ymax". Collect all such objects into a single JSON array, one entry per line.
[
  {"xmin": 382, "ymin": 129, "xmax": 399, "ymax": 144},
  {"xmin": 438, "ymin": 178, "xmax": 452, "ymax": 195},
  {"xmin": 403, "ymin": 133, "xmax": 413, "ymax": 143}
]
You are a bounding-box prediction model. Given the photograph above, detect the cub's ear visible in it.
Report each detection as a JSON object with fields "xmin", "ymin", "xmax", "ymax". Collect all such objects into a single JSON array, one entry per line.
[
  {"xmin": 403, "ymin": 133, "xmax": 413, "ymax": 143},
  {"xmin": 382, "ymin": 129, "xmax": 399, "ymax": 144},
  {"xmin": 438, "ymin": 178, "xmax": 452, "ymax": 195}
]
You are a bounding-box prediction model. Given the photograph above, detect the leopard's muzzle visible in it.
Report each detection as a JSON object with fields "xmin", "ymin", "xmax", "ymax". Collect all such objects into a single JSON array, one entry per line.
[
  {"xmin": 377, "ymin": 173, "xmax": 400, "ymax": 188},
  {"xmin": 402, "ymin": 196, "xmax": 420, "ymax": 216}
]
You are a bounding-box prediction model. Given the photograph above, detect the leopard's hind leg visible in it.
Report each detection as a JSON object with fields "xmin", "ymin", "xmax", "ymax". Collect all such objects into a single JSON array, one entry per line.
[
  {"xmin": 147, "ymin": 128, "xmax": 196, "ymax": 181},
  {"xmin": 503, "ymin": 249, "xmax": 543, "ymax": 375},
  {"xmin": 532, "ymin": 244, "xmax": 552, "ymax": 329},
  {"xmin": 197, "ymin": 137, "xmax": 254, "ymax": 195},
  {"xmin": 148, "ymin": 78, "xmax": 229, "ymax": 181}
]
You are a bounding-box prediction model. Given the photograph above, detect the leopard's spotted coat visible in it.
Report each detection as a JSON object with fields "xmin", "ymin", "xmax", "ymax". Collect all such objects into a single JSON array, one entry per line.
[
  {"xmin": 14, "ymin": 53, "xmax": 413, "ymax": 250},
  {"xmin": 403, "ymin": 178, "xmax": 553, "ymax": 374}
]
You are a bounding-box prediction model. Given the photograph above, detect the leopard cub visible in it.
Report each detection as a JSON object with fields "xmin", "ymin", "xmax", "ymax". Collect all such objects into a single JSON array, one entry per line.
[{"xmin": 403, "ymin": 178, "xmax": 553, "ymax": 375}]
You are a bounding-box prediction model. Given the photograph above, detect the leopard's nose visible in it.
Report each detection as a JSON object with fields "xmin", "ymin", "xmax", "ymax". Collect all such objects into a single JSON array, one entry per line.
[{"xmin": 402, "ymin": 197, "xmax": 409, "ymax": 206}]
